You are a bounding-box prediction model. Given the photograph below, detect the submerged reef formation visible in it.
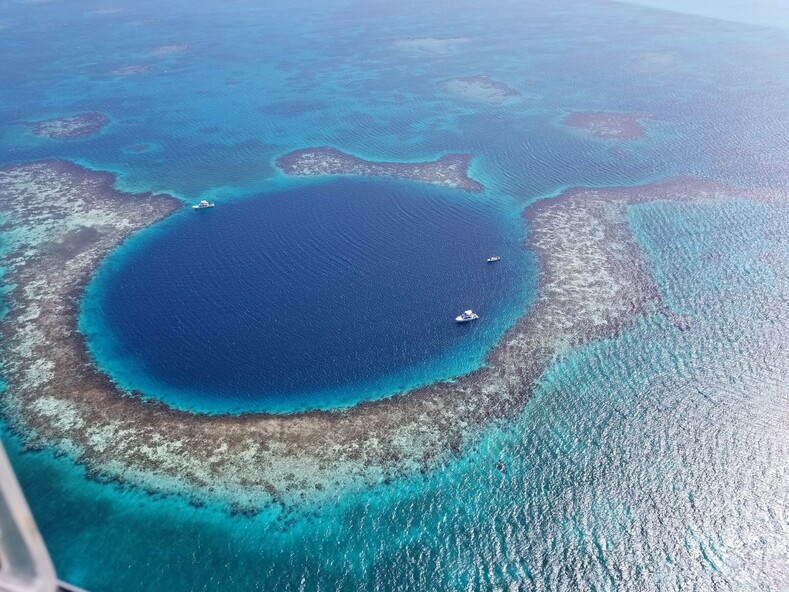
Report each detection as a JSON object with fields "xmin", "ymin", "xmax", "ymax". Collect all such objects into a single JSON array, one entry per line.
[
  {"xmin": 0, "ymin": 159, "xmax": 755, "ymax": 511},
  {"xmin": 151, "ymin": 44, "xmax": 189, "ymax": 55},
  {"xmin": 563, "ymin": 111, "xmax": 650, "ymax": 140},
  {"xmin": 439, "ymin": 75, "xmax": 519, "ymax": 103},
  {"xmin": 111, "ymin": 65, "xmax": 152, "ymax": 76},
  {"xmin": 392, "ymin": 37, "xmax": 468, "ymax": 56},
  {"xmin": 630, "ymin": 49, "xmax": 683, "ymax": 74},
  {"xmin": 276, "ymin": 147, "xmax": 484, "ymax": 192},
  {"xmin": 26, "ymin": 112, "xmax": 109, "ymax": 140},
  {"xmin": 122, "ymin": 142, "xmax": 161, "ymax": 155},
  {"xmin": 124, "ymin": 143, "xmax": 152, "ymax": 153}
]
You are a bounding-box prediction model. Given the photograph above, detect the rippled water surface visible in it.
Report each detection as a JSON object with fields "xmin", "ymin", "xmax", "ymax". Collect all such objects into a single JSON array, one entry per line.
[
  {"xmin": 81, "ymin": 177, "xmax": 531, "ymax": 412},
  {"xmin": 1, "ymin": 0, "xmax": 789, "ymax": 590}
]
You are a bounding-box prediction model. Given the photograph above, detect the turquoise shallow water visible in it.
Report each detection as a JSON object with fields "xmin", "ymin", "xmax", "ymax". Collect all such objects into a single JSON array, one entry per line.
[
  {"xmin": 2, "ymin": 0, "xmax": 789, "ymax": 589},
  {"xmin": 6, "ymin": 195, "xmax": 789, "ymax": 590}
]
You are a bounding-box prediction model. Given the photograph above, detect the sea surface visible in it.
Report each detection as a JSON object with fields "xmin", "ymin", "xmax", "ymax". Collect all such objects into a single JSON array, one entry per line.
[
  {"xmin": 81, "ymin": 177, "xmax": 531, "ymax": 413},
  {"xmin": 619, "ymin": 0, "xmax": 789, "ymax": 31},
  {"xmin": 1, "ymin": 0, "xmax": 789, "ymax": 589}
]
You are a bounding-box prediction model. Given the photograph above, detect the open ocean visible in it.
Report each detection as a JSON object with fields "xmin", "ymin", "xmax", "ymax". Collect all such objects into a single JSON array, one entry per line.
[{"xmin": 1, "ymin": 0, "xmax": 788, "ymax": 589}]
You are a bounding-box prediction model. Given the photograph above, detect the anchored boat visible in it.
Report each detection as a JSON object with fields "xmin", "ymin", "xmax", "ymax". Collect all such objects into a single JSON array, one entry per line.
[
  {"xmin": 455, "ymin": 309, "xmax": 479, "ymax": 323},
  {"xmin": 486, "ymin": 256, "xmax": 502, "ymax": 263},
  {"xmin": 193, "ymin": 200, "xmax": 215, "ymax": 209}
]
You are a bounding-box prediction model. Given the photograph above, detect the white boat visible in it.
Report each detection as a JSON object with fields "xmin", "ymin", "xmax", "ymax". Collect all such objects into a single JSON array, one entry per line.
[
  {"xmin": 486, "ymin": 256, "xmax": 502, "ymax": 263},
  {"xmin": 455, "ymin": 309, "xmax": 479, "ymax": 323},
  {"xmin": 193, "ymin": 200, "xmax": 215, "ymax": 209}
]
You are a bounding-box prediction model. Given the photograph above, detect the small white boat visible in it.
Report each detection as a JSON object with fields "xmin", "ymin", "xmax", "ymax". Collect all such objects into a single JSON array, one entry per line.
[
  {"xmin": 486, "ymin": 256, "xmax": 502, "ymax": 263},
  {"xmin": 193, "ymin": 200, "xmax": 215, "ymax": 209},
  {"xmin": 455, "ymin": 309, "xmax": 479, "ymax": 323}
]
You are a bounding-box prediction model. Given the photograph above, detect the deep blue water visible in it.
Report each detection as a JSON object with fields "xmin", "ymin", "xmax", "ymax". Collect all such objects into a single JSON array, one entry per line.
[
  {"xmin": 2, "ymin": 0, "xmax": 789, "ymax": 590},
  {"xmin": 82, "ymin": 177, "xmax": 531, "ymax": 412}
]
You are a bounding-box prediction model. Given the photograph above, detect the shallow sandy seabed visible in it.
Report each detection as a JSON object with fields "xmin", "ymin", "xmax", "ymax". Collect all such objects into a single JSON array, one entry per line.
[{"xmin": 0, "ymin": 159, "xmax": 772, "ymax": 512}]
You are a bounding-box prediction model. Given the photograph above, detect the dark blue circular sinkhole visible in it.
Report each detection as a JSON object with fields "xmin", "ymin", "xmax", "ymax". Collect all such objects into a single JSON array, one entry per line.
[{"xmin": 82, "ymin": 177, "xmax": 533, "ymax": 413}]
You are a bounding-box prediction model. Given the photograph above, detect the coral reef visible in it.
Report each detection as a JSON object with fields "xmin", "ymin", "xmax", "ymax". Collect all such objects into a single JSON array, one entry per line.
[
  {"xmin": 111, "ymin": 65, "xmax": 152, "ymax": 76},
  {"xmin": 276, "ymin": 147, "xmax": 484, "ymax": 192},
  {"xmin": 26, "ymin": 113, "xmax": 109, "ymax": 140},
  {"xmin": 0, "ymin": 160, "xmax": 746, "ymax": 509},
  {"xmin": 439, "ymin": 75, "xmax": 519, "ymax": 103},
  {"xmin": 392, "ymin": 37, "xmax": 468, "ymax": 56},
  {"xmin": 151, "ymin": 44, "xmax": 189, "ymax": 55},
  {"xmin": 563, "ymin": 111, "xmax": 650, "ymax": 140}
]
